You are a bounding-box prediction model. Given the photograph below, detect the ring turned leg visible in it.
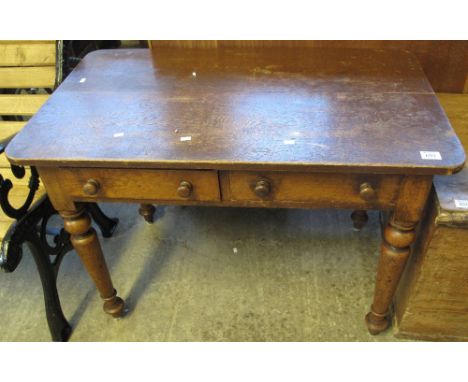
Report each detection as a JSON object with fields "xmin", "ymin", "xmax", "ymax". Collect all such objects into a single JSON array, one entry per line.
[
  {"xmin": 139, "ymin": 204, "xmax": 156, "ymax": 223},
  {"xmin": 351, "ymin": 210, "xmax": 368, "ymax": 230},
  {"xmin": 60, "ymin": 208, "xmax": 125, "ymax": 317},
  {"xmin": 366, "ymin": 217, "xmax": 416, "ymax": 334}
]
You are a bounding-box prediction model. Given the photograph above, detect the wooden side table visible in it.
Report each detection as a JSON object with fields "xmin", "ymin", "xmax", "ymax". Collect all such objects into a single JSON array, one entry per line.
[{"xmin": 6, "ymin": 48, "xmax": 466, "ymax": 335}]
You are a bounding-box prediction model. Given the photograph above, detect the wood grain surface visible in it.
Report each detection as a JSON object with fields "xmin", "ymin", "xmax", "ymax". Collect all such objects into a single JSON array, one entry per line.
[
  {"xmin": 6, "ymin": 48, "xmax": 465, "ymax": 175},
  {"xmin": 433, "ymin": 94, "xmax": 468, "ymax": 212},
  {"xmin": 0, "ymin": 41, "xmax": 56, "ymax": 67},
  {"xmin": 151, "ymin": 41, "xmax": 468, "ymax": 93},
  {"xmin": 395, "ymin": 93, "xmax": 468, "ymax": 340}
]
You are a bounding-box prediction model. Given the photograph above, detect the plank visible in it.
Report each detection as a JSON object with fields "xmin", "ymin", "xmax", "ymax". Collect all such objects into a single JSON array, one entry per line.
[
  {"xmin": 0, "ymin": 121, "xmax": 26, "ymax": 140},
  {"xmin": 150, "ymin": 41, "xmax": 468, "ymax": 93},
  {"xmin": 0, "ymin": 66, "xmax": 56, "ymax": 88},
  {"xmin": 0, "ymin": 167, "xmax": 40, "ymax": 185},
  {"xmin": 0, "ymin": 153, "xmax": 17, "ymax": 168},
  {"xmin": 0, "ymin": 186, "xmax": 45, "ymax": 241},
  {"xmin": 0, "ymin": 94, "xmax": 48, "ymax": 116},
  {"xmin": 0, "ymin": 41, "xmax": 56, "ymax": 67},
  {"xmin": 0, "ymin": 220, "xmax": 14, "ymax": 241},
  {"xmin": 437, "ymin": 93, "xmax": 468, "ymax": 148}
]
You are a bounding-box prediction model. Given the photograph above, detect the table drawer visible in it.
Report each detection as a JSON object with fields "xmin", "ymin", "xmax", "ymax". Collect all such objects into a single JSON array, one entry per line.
[
  {"xmin": 51, "ymin": 168, "xmax": 221, "ymax": 202},
  {"xmin": 222, "ymin": 171, "xmax": 402, "ymax": 208}
]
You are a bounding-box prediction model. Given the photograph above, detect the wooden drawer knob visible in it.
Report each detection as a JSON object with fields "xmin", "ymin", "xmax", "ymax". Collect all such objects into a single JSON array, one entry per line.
[
  {"xmin": 359, "ymin": 182, "xmax": 376, "ymax": 201},
  {"xmin": 254, "ymin": 179, "xmax": 271, "ymax": 198},
  {"xmin": 83, "ymin": 179, "xmax": 100, "ymax": 196},
  {"xmin": 177, "ymin": 180, "xmax": 193, "ymax": 198}
]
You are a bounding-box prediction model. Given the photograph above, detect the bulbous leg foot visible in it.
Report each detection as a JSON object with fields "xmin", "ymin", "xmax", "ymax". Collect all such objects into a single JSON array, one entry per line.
[
  {"xmin": 351, "ymin": 210, "xmax": 368, "ymax": 231},
  {"xmin": 139, "ymin": 204, "xmax": 156, "ymax": 223},
  {"xmin": 103, "ymin": 290, "xmax": 125, "ymax": 317},
  {"xmin": 365, "ymin": 309, "xmax": 390, "ymax": 335}
]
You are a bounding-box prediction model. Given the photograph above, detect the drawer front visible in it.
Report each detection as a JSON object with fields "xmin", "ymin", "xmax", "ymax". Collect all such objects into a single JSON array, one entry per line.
[
  {"xmin": 54, "ymin": 168, "xmax": 220, "ymax": 202},
  {"xmin": 222, "ymin": 171, "xmax": 402, "ymax": 208}
]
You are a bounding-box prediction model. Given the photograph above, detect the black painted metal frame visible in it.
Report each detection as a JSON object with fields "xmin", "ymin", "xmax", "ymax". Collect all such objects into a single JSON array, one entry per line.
[
  {"xmin": 0, "ymin": 158, "xmax": 118, "ymax": 341},
  {"xmin": 0, "ymin": 40, "xmax": 121, "ymax": 341}
]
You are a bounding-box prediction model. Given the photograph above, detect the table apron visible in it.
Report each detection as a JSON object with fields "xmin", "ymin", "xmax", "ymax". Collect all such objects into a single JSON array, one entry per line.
[{"xmin": 36, "ymin": 167, "xmax": 409, "ymax": 211}]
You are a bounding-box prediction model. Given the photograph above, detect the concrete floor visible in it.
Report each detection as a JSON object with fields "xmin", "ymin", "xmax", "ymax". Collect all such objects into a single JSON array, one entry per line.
[{"xmin": 0, "ymin": 204, "xmax": 403, "ymax": 341}]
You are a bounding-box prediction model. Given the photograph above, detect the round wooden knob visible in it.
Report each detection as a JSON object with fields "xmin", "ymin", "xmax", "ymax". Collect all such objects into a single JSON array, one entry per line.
[
  {"xmin": 359, "ymin": 182, "xmax": 376, "ymax": 201},
  {"xmin": 177, "ymin": 181, "xmax": 193, "ymax": 198},
  {"xmin": 83, "ymin": 179, "xmax": 100, "ymax": 196},
  {"xmin": 254, "ymin": 179, "xmax": 271, "ymax": 198}
]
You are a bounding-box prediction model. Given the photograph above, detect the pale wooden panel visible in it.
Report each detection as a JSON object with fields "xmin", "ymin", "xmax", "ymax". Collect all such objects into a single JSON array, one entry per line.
[
  {"xmin": 150, "ymin": 41, "xmax": 468, "ymax": 93},
  {"xmin": 0, "ymin": 94, "xmax": 48, "ymax": 115},
  {"xmin": 152, "ymin": 40, "xmax": 218, "ymax": 49},
  {"xmin": 0, "ymin": 121, "xmax": 26, "ymax": 140},
  {"xmin": 0, "ymin": 167, "xmax": 39, "ymax": 185},
  {"xmin": 0, "ymin": 185, "xmax": 45, "ymax": 240},
  {"xmin": 437, "ymin": 93, "xmax": 468, "ymax": 149},
  {"xmin": 0, "ymin": 66, "xmax": 55, "ymax": 88},
  {"xmin": 0, "ymin": 220, "xmax": 14, "ymax": 241},
  {"xmin": 0, "ymin": 41, "xmax": 56, "ymax": 67},
  {"xmin": 0, "ymin": 153, "xmax": 16, "ymax": 167}
]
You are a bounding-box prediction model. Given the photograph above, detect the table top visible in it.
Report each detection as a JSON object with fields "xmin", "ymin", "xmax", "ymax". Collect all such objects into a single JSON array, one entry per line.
[{"xmin": 6, "ymin": 47, "xmax": 465, "ymax": 175}]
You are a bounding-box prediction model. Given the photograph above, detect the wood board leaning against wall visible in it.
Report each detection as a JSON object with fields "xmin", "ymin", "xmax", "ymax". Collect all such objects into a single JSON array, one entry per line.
[{"xmin": 149, "ymin": 40, "xmax": 468, "ymax": 94}]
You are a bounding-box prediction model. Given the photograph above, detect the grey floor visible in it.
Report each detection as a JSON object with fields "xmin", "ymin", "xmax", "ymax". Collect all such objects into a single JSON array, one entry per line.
[{"xmin": 0, "ymin": 204, "xmax": 403, "ymax": 341}]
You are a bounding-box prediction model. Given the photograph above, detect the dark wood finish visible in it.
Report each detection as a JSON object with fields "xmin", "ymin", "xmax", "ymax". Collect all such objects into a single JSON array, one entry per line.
[
  {"xmin": 6, "ymin": 48, "xmax": 465, "ymax": 175},
  {"xmin": 359, "ymin": 183, "xmax": 376, "ymax": 202},
  {"xmin": 223, "ymin": 171, "xmax": 402, "ymax": 209},
  {"xmin": 37, "ymin": 167, "xmax": 221, "ymax": 207},
  {"xmin": 177, "ymin": 181, "xmax": 193, "ymax": 198},
  {"xmin": 151, "ymin": 41, "xmax": 468, "ymax": 94},
  {"xmin": 395, "ymin": 188, "xmax": 468, "ymax": 340},
  {"xmin": 366, "ymin": 175, "xmax": 433, "ymax": 334},
  {"xmin": 139, "ymin": 203, "xmax": 155, "ymax": 223},
  {"xmin": 350, "ymin": 210, "xmax": 368, "ymax": 230},
  {"xmin": 60, "ymin": 207, "xmax": 124, "ymax": 317},
  {"xmin": 5, "ymin": 48, "xmax": 467, "ymax": 335},
  {"xmin": 82, "ymin": 179, "xmax": 100, "ymax": 196}
]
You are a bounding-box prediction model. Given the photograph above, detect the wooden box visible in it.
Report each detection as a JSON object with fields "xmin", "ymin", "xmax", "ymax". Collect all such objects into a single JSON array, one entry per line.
[{"xmin": 394, "ymin": 94, "xmax": 468, "ymax": 340}]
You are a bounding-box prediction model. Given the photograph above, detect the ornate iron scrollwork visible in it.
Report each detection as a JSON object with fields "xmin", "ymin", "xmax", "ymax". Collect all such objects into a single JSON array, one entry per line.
[
  {"xmin": 0, "ymin": 166, "xmax": 40, "ymax": 220},
  {"xmin": 0, "ymin": 196, "xmax": 72, "ymax": 341},
  {"xmin": 0, "ymin": 194, "xmax": 119, "ymax": 341}
]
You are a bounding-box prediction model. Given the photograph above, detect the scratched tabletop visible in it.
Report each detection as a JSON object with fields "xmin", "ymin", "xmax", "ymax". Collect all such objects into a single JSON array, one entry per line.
[{"xmin": 6, "ymin": 48, "xmax": 465, "ymax": 175}]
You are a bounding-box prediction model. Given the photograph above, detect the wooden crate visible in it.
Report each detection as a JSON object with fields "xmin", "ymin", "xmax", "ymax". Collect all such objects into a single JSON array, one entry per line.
[{"xmin": 394, "ymin": 94, "xmax": 468, "ymax": 340}]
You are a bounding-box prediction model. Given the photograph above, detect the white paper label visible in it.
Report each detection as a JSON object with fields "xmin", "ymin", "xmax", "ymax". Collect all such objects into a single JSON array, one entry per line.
[
  {"xmin": 420, "ymin": 151, "xmax": 442, "ymax": 160},
  {"xmin": 180, "ymin": 136, "xmax": 192, "ymax": 142},
  {"xmin": 454, "ymin": 199, "xmax": 468, "ymax": 209}
]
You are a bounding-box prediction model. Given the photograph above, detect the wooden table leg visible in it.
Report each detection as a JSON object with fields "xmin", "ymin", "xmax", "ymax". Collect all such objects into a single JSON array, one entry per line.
[
  {"xmin": 365, "ymin": 217, "xmax": 415, "ymax": 334},
  {"xmin": 60, "ymin": 207, "xmax": 125, "ymax": 317},
  {"xmin": 351, "ymin": 210, "xmax": 368, "ymax": 230},
  {"xmin": 365, "ymin": 175, "xmax": 432, "ymax": 335},
  {"xmin": 139, "ymin": 203, "xmax": 156, "ymax": 223}
]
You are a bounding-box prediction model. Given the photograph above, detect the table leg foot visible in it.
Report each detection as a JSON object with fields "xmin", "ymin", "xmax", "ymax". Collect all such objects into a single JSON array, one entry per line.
[
  {"xmin": 365, "ymin": 308, "xmax": 390, "ymax": 335},
  {"xmin": 351, "ymin": 210, "xmax": 368, "ymax": 231},
  {"xmin": 103, "ymin": 289, "xmax": 125, "ymax": 317},
  {"xmin": 139, "ymin": 204, "xmax": 156, "ymax": 223}
]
